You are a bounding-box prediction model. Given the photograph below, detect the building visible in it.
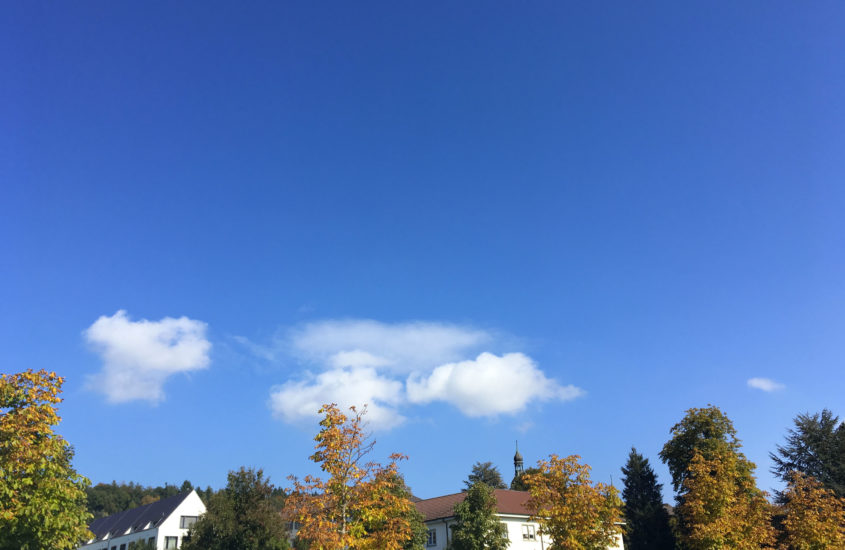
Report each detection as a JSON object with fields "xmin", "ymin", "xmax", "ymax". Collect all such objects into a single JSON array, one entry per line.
[
  {"xmin": 415, "ymin": 488, "xmax": 624, "ymax": 550},
  {"xmin": 413, "ymin": 446, "xmax": 624, "ymax": 550},
  {"xmin": 78, "ymin": 490, "xmax": 206, "ymax": 550},
  {"xmin": 415, "ymin": 488, "xmax": 549, "ymax": 549}
]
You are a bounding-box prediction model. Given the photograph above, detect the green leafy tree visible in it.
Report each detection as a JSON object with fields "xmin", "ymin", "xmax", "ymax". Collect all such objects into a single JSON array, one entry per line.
[
  {"xmin": 181, "ymin": 467, "xmax": 290, "ymax": 550},
  {"xmin": 659, "ymin": 405, "xmax": 744, "ymax": 494},
  {"xmin": 770, "ymin": 409, "xmax": 845, "ymax": 499},
  {"xmin": 660, "ymin": 406, "xmax": 774, "ymax": 549},
  {"xmin": 620, "ymin": 448, "xmax": 675, "ymax": 550},
  {"xmin": 449, "ymin": 482, "xmax": 509, "ymax": 550},
  {"xmin": 0, "ymin": 370, "xmax": 92, "ymax": 550},
  {"xmin": 510, "ymin": 467, "xmax": 542, "ymax": 491},
  {"xmin": 464, "ymin": 461, "xmax": 507, "ymax": 490}
]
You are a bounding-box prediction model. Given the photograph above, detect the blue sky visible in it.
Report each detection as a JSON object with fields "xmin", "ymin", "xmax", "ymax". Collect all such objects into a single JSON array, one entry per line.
[{"xmin": 2, "ymin": 2, "xmax": 844, "ymax": 501}]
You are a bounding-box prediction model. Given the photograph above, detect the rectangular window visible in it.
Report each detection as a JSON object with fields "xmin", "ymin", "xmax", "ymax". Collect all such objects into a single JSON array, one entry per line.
[
  {"xmin": 148, "ymin": 537, "xmax": 156, "ymax": 548},
  {"xmin": 522, "ymin": 524, "xmax": 536, "ymax": 540},
  {"xmin": 164, "ymin": 537, "xmax": 178, "ymax": 549},
  {"xmin": 180, "ymin": 516, "xmax": 198, "ymax": 529},
  {"xmin": 501, "ymin": 522, "xmax": 509, "ymax": 539},
  {"xmin": 426, "ymin": 528, "xmax": 437, "ymax": 546},
  {"xmin": 120, "ymin": 545, "xmax": 126, "ymax": 550}
]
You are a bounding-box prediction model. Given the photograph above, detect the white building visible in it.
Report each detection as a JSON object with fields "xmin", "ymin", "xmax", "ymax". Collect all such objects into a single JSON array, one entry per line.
[
  {"xmin": 414, "ymin": 446, "xmax": 623, "ymax": 550},
  {"xmin": 414, "ymin": 489, "xmax": 624, "ymax": 550},
  {"xmin": 79, "ymin": 490, "xmax": 206, "ymax": 550}
]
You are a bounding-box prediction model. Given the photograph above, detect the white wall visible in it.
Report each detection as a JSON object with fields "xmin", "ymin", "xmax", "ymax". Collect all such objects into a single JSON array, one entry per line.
[
  {"xmin": 79, "ymin": 490, "xmax": 207, "ymax": 550},
  {"xmin": 423, "ymin": 515, "xmax": 624, "ymax": 550},
  {"xmin": 423, "ymin": 516, "xmax": 547, "ymax": 550}
]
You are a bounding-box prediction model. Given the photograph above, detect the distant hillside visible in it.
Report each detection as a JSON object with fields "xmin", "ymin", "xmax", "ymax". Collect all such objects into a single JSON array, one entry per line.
[{"xmin": 86, "ymin": 481, "xmax": 215, "ymax": 519}]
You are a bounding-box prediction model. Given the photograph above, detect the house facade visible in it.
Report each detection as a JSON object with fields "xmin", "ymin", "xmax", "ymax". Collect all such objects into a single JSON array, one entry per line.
[
  {"xmin": 414, "ymin": 489, "xmax": 624, "ymax": 550},
  {"xmin": 78, "ymin": 490, "xmax": 206, "ymax": 550}
]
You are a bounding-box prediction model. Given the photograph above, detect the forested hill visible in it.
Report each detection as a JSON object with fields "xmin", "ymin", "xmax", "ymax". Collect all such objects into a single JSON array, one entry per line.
[{"xmin": 86, "ymin": 481, "xmax": 215, "ymax": 519}]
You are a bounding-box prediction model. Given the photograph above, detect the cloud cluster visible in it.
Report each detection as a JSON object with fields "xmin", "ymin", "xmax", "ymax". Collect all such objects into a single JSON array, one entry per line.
[
  {"xmin": 85, "ymin": 310, "xmax": 211, "ymax": 403},
  {"xmin": 747, "ymin": 377, "xmax": 785, "ymax": 392},
  {"xmin": 267, "ymin": 319, "xmax": 582, "ymax": 430},
  {"xmin": 407, "ymin": 352, "xmax": 584, "ymax": 416}
]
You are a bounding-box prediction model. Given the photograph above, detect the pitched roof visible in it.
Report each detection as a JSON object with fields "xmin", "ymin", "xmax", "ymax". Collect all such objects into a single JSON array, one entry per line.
[
  {"xmin": 88, "ymin": 492, "xmax": 192, "ymax": 540},
  {"xmin": 414, "ymin": 489, "xmax": 533, "ymax": 522}
]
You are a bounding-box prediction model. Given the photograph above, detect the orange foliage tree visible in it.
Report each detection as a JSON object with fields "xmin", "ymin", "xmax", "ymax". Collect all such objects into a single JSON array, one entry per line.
[
  {"xmin": 284, "ymin": 404, "xmax": 417, "ymax": 550},
  {"xmin": 524, "ymin": 454, "xmax": 623, "ymax": 550},
  {"xmin": 779, "ymin": 471, "xmax": 845, "ymax": 549},
  {"xmin": 0, "ymin": 370, "xmax": 91, "ymax": 550},
  {"xmin": 677, "ymin": 448, "xmax": 775, "ymax": 549}
]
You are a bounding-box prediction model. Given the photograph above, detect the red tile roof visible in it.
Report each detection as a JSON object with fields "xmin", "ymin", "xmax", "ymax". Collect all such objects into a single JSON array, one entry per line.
[{"xmin": 414, "ymin": 489, "xmax": 533, "ymax": 522}]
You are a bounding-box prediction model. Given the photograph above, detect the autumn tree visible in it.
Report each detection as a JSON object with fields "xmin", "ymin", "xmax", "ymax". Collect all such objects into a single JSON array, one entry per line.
[
  {"xmin": 771, "ymin": 409, "xmax": 845, "ymax": 499},
  {"xmin": 677, "ymin": 449, "xmax": 774, "ymax": 549},
  {"xmin": 620, "ymin": 448, "xmax": 675, "ymax": 550},
  {"xmin": 0, "ymin": 370, "xmax": 92, "ymax": 550},
  {"xmin": 524, "ymin": 454, "xmax": 623, "ymax": 550},
  {"xmin": 449, "ymin": 482, "xmax": 508, "ymax": 550},
  {"xmin": 778, "ymin": 471, "xmax": 845, "ymax": 550},
  {"xmin": 465, "ymin": 461, "xmax": 507, "ymax": 490},
  {"xmin": 181, "ymin": 467, "xmax": 290, "ymax": 550},
  {"xmin": 660, "ymin": 406, "xmax": 774, "ymax": 549},
  {"xmin": 284, "ymin": 404, "xmax": 417, "ymax": 550}
]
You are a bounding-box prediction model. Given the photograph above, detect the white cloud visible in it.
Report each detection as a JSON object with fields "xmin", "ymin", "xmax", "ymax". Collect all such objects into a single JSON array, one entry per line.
[
  {"xmin": 289, "ymin": 319, "xmax": 490, "ymax": 373},
  {"xmin": 84, "ymin": 310, "xmax": 211, "ymax": 403},
  {"xmin": 406, "ymin": 352, "xmax": 584, "ymax": 416},
  {"xmin": 747, "ymin": 377, "xmax": 785, "ymax": 392},
  {"xmin": 269, "ymin": 367, "xmax": 405, "ymax": 430},
  {"xmin": 265, "ymin": 319, "xmax": 581, "ymax": 431}
]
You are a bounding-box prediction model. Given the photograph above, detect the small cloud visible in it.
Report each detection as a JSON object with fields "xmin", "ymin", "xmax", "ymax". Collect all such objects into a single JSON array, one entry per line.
[
  {"xmin": 269, "ymin": 367, "xmax": 405, "ymax": 430},
  {"xmin": 516, "ymin": 421, "xmax": 534, "ymax": 433},
  {"xmin": 232, "ymin": 335, "xmax": 277, "ymax": 361},
  {"xmin": 84, "ymin": 310, "xmax": 211, "ymax": 403},
  {"xmin": 406, "ymin": 352, "xmax": 584, "ymax": 417},
  {"xmin": 747, "ymin": 377, "xmax": 786, "ymax": 392}
]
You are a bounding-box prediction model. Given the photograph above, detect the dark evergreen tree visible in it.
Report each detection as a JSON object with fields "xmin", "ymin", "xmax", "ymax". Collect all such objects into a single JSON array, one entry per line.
[
  {"xmin": 620, "ymin": 448, "xmax": 675, "ymax": 550},
  {"xmin": 449, "ymin": 482, "xmax": 508, "ymax": 550},
  {"xmin": 509, "ymin": 467, "xmax": 541, "ymax": 491},
  {"xmin": 464, "ymin": 461, "xmax": 507, "ymax": 490},
  {"xmin": 770, "ymin": 409, "xmax": 845, "ymax": 499},
  {"xmin": 181, "ymin": 467, "xmax": 289, "ymax": 550}
]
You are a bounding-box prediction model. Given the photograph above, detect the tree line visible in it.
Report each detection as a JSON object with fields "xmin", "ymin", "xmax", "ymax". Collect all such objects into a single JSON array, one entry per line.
[{"xmin": 2, "ymin": 369, "xmax": 844, "ymax": 549}]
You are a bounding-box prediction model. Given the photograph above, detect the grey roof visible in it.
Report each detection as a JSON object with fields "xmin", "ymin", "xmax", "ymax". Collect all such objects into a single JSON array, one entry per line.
[{"xmin": 88, "ymin": 492, "xmax": 192, "ymax": 540}]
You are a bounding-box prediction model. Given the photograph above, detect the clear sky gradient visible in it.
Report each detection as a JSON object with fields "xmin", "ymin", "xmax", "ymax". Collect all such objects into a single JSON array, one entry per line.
[{"xmin": 2, "ymin": 2, "xmax": 844, "ymax": 500}]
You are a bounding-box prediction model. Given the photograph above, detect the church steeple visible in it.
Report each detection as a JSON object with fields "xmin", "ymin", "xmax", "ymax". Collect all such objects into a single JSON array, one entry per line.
[{"xmin": 514, "ymin": 441, "xmax": 524, "ymax": 477}]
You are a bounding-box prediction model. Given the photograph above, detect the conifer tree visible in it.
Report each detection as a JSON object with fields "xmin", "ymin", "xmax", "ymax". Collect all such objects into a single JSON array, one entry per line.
[
  {"xmin": 465, "ymin": 461, "xmax": 507, "ymax": 490},
  {"xmin": 770, "ymin": 409, "xmax": 845, "ymax": 499},
  {"xmin": 620, "ymin": 448, "xmax": 674, "ymax": 550}
]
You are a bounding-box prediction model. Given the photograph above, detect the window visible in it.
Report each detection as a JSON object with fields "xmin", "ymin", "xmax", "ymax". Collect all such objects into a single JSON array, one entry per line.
[
  {"xmin": 426, "ymin": 528, "xmax": 437, "ymax": 547},
  {"xmin": 164, "ymin": 537, "xmax": 178, "ymax": 549},
  {"xmin": 500, "ymin": 523, "xmax": 509, "ymax": 539},
  {"xmin": 522, "ymin": 524, "xmax": 536, "ymax": 540},
  {"xmin": 120, "ymin": 545, "xmax": 126, "ymax": 550},
  {"xmin": 148, "ymin": 537, "xmax": 155, "ymax": 547},
  {"xmin": 180, "ymin": 516, "xmax": 198, "ymax": 529}
]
